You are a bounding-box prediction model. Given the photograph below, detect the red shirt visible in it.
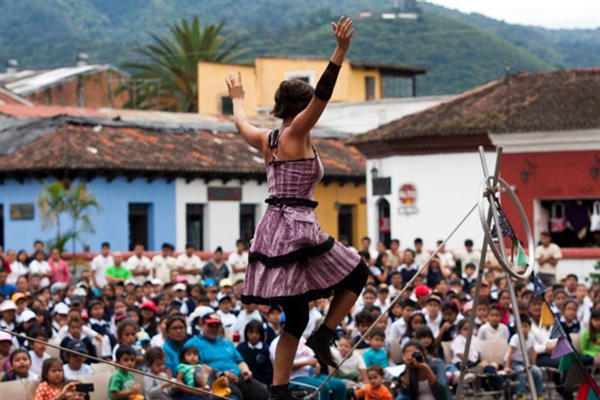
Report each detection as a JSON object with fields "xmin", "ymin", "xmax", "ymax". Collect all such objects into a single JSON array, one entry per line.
[{"xmin": 48, "ymin": 258, "xmax": 70, "ymax": 283}]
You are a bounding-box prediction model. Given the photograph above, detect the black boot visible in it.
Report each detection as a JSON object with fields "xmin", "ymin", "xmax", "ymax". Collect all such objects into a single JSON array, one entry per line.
[
  {"xmin": 270, "ymin": 384, "xmax": 307, "ymax": 400},
  {"xmin": 306, "ymin": 324, "xmax": 338, "ymax": 368}
]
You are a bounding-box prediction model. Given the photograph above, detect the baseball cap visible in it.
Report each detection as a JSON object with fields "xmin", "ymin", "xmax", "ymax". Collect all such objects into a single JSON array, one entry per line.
[
  {"xmin": 50, "ymin": 282, "xmax": 67, "ymax": 295},
  {"xmin": 202, "ymin": 313, "xmax": 222, "ymax": 325},
  {"xmin": 125, "ymin": 279, "xmax": 136, "ymax": 286},
  {"xmin": 115, "ymin": 311, "xmax": 128, "ymax": 322},
  {"xmin": 73, "ymin": 288, "xmax": 87, "ymax": 297},
  {"xmin": 53, "ymin": 303, "xmax": 70, "ymax": 315},
  {"xmin": 176, "ymin": 276, "xmax": 188, "ymax": 283},
  {"xmin": 173, "ymin": 283, "xmax": 186, "ymax": 292},
  {"xmin": 0, "ymin": 332, "xmax": 12, "ymax": 342},
  {"xmin": 151, "ymin": 278, "xmax": 164, "ymax": 286},
  {"xmin": 463, "ymin": 300, "xmax": 474, "ymax": 313},
  {"xmin": 20, "ymin": 309, "xmax": 36, "ymax": 323},
  {"xmin": 66, "ymin": 340, "xmax": 89, "ymax": 354},
  {"xmin": 217, "ymin": 294, "xmax": 232, "ymax": 303},
  {"xmin": 11, "ymin": 292, "xmax": 26, "ymax": 303},
  {"xmin": 414, "ymin": 285, "xmax": 432, "ymax": 297},
  {"xmin": 136, "ymin": 331, "xmax": 151, "ymax": 342},
  {"xmin": 204, "ymin": 278, "xmax": 217, "ymax": 288},
  {"xmin": 140, "ymin": 300, "xmax": 157, "ymax": 312},
  {"xmin": 219, "ymin": 279, "xmax": 233, "ymax": 288},
  {"xmin": 0, "ymin": 300, "xmax": 17, "ymax": 312},
  {"xmin": 426, "ymin": 294, "xmax": 442, "ymax": 305}
]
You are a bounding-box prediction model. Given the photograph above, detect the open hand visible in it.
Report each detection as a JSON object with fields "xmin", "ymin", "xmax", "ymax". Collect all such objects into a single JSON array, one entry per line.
[
  {"xmin": 331, "ymin": 16, "xmax": 355, "ymax": 51},
  {"xmin": 226, "ymin": 72, "xmax": 245, "ymax": 100}
]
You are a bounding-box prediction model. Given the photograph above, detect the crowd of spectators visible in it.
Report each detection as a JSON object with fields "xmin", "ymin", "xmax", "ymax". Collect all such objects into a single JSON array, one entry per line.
[{"xmin": 0, "ymin": 234, "xmax": 598, "ymax": 400}]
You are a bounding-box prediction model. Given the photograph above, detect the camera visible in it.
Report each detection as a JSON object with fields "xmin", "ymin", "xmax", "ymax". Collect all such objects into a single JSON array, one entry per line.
[
  {"xmin": 413, "ymin": 351, "xmax": 424, "ymax": 363},
  {"xmin": 75, "ymin": 383, "xmax": 94, "ymax": 393}
]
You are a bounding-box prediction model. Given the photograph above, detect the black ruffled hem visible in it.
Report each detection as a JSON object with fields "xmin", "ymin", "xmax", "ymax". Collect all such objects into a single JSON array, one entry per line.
[
  {"xmin": 240, "ymin": 259, "xmax": 369, "ymax": 306},
  {"xmin": 248, "ymin": 236, "xmax": 335, "ymax": 268}
]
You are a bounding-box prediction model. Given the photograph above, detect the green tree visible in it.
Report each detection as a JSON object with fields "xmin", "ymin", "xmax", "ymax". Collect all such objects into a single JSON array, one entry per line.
[
  {"xmin": 37, "ymin": 181, "xmax": 100, "ymax": 253},
  {"xmin": 117, "ymin": 17, "xmax": 247, "ymax": 112},
  {"xmin": 65, "ymin": 182, "xmax": 100, "ymax": 256}
]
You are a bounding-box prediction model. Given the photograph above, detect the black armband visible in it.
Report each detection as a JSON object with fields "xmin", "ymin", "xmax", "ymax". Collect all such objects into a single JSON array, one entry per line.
[{"xmin": 314, "ymin": 61, "xmax": 341, "ymax": 101}]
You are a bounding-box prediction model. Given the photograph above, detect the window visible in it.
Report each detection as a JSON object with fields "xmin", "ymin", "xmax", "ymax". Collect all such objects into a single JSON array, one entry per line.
[
  {"xmin": 365, "ymin": 77, "xmax": 376, "ymax": 100},
  {"xmin": 240, "ymin": 204, "xmax": 257, "ymax": 245},
  {"xmin": 338, "ymin": 205, "xmax": 355, "ymax": 246},
  {"xmin": 221, "ymin": 97, "xmax": 233, "ymax": 115},
  {"xmin": 284, "ymin": 70, "xmax": 316, "ymax": 86},
  {"xmin": 0, "ymin": 204, "xmax": 4, "ymax": 249},
  {"xmin": 538, "ymin": 198, "xmax": 600, "ymax": 247},
  {"xmin": 129, "ymin": 203, "xmax": 150, "ymax": 250},
  {"xmin": 377, "ymin": 198, "xmax": 391, "ymax": 248},
  {"xmin": 186, "ymin": 204, "xmax": 204, "ymax": 251},
  {"xmin": 382, "ymin": 76, "xmax": 414, "ymax": 98}
]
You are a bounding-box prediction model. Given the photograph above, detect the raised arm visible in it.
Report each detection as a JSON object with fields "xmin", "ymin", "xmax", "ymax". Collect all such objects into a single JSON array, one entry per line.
[
  {"xmin": 226, "ymin": 72, "xmax": 270, "ymax": 150},
  {"xmin": 288, "ymin": 16, "xmax": 355, "ymax": 137}
]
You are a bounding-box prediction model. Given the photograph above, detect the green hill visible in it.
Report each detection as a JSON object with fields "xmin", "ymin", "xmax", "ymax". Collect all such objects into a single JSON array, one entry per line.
[{"xmin": 0, "ymin": 0, "xmax": 596, "ymax": 95}]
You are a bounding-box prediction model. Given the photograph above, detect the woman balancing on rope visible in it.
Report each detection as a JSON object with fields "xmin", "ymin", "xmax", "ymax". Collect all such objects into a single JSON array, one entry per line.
[{"xmin": 226, "ymin": 16, "xmax": 369, "ymax": 400}]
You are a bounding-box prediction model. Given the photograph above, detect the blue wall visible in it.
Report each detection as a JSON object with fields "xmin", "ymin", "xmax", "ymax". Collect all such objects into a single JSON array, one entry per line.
[{"xmin": 0, "ymin": 177, "xmax": 176, "ymax": 252}]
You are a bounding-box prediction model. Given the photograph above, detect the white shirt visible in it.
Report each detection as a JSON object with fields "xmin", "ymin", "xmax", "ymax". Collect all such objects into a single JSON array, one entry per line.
[
  {"xmin": 302, "ymin": 307, "xmax": 323, "ymax": 338},
  {"xmin": 577, "ymin": 300, "xmax": 592, "ymax": 326},
  {"xmin": 331, "ymin": 347, "xmax": 366, "ymax": 377},
  {"xmin": 506, "ymin": 333, "xmax": 535, "ymax": 363},
  {"xmin": 126, "ymin": 254, "xmax": 153, "ymax": 285},
  {"xmin": 458, "ymin": 250, "xmax": 481, "ymax": 276},
  {"xmin": 150, "ymin": 333, "xmax": 165, "ymax": 349},
  {"xmin": 232, "ymin": 309, "xmax": 263, "ymax": 342},
  {"xmin": 451, "ymin": 334, "xmax": 480, "ymax": 364},
  {"xmin": 389, "ymin": 317, "xmax": 408, "ymax": 341},
  {"xmin": 414, "ymin": 251, "xmax": 430, "ymax": 268},
  {"xmin": 425, "ymin": 312, "xmax": 442, "ymax": 338},
  {"xmin": 152, "ymin": 254, "xmax": 177, "ymax": 283},
  {"xmin": 227, "ymin": 251, "xmax": 249, "ymax": 283},
  {"xmin": 91, "ymin": 254, "xmax": 114, "ymax": 288},
  {"xmin": 270, "ymin": 336, "xmax": 314, "ymax": 379},
  {"xmin": 28, "ymin": 350, "xmax": 50, "ymax": 374},
  {"xmin": 535, "ymin": 243, "xmax": 562, "ymax": 275},
  {"xmin": 63, "ymin": 363, "xmax": 94, "ymax": 380},
  {"xmin": 217, "ymin": 310, "xmax": 238, "ymax": 328},
  {"xmin": 478, "ymin": 322, "xmax": 510, "ymax": 342},
  {"xmin": 176, "ymin": 254, "xmax": 203, "ymax": 284},
  {"xmin": 29, "ymin": 259, "xmax": 51, "ymax": 287},
  {"xmin": 8, "ymin": 261, "xmax": 28, "ymax": 284}
]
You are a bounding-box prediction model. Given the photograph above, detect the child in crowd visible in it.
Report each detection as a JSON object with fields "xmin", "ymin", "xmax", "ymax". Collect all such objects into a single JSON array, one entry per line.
[
  {"xmin": 1, "ymin": 348, "xmax": 38, "ymax": 381},
  {"xmin": 581, "ymin": 309, "xmax": 600, "ymax": 364},
  {"xmin": 401, "ymin": 311, "xmax": 426, "ymax": 346},
  {"xmin": 264, "ymin": 306, "xmax": 283, "ymax": 345},
  {"xmin": 504, "ymin": 315, "xmax": 544, "ymax": 400},
  {"xmin": 363, "ymin": 328, "xmax": 389, "ymax": 368},
  {"xmin": 28, "ymin": 327, "xmax": 50, "ymax": 374},
  {"xmin": 436, "ymin": 300, "xmax": 462, "ymax": 350},
  {"xmin": 108, "ymin": 345, "xmax": 141, "ymax": 400},
  {"xmin": 140, "ymin": 300, "xmax": 159, "ymax": 338},
  {"xmin": 34, "ymin": 358, "xmax": 82, "ymax": 400},
  {"xmin": 390, "ymin": 299, "xmax": 417, "ymax": 341},
  {"xmin": 560, "ymin": 298, "xmax": 582, "ymax": 335},
  {"xmin": 63, "ymin": 340, "xmax": 94, "ymax": 380},
  {"xmin": 496, "ymin": 290, "xmax": 514, "ymax": 326},
  {"xmin": 112, "ymin": 318, "xmax": 144, "ymax": 368},
  {"xmin": 451, "ymin": 319, "xmax": 496, "ymax": 372},
  {"xmin": 354, "ymin": 310, "xmax": 376, "ymax": 349},
  {"xmin": 0, "ymin": 332, "xmax": 13, "ymax": 372},
  {"xmin": 353, "ymin": 365, "xmax": 393, "ymax": 400},
  {"xmin": 236, "ymin": 320, "xmax": 273, "ymax": 385},
  {"xmin": 143, "ymin": 347, "xmax": 174, "ymax": 400},
  {"xmin": 414, "ymin": 326, "xmax": 437, "ymax": 358},
  {"xmin": 177, "ymin": 346, "xmax": 209, "ymax": 391},
  {"xmin": 424, "ymin": 295, "xmax": 442, "ymax": 337},
  {"xmin": 551, "ymin": 289, "xmax": 567, "ymax": 316},
  {"xmin": 331, "ymin": 335, "xmax": 367, "ymax": 385},
  {"xmin": 478, "ymin": 307, "xmax": 510, "ymax": 342},
  {"xmin": 59, "ymin": 317, "xmax": 97, "ymax": 363},
  {"xmin": 474, "ymin": 301, "xmax": 489, "ymax": 331}
]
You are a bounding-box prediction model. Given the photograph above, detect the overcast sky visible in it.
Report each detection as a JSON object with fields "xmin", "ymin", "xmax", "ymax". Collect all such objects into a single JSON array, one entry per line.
[{"xmin": 426, "ymin": 0, "xmax": 600, "ymax": 29}]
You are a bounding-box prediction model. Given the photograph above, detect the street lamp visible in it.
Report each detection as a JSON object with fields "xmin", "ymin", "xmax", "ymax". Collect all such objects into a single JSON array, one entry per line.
[{"xmin": 371, "ymin": 166, "xmax": 379, "ymax": 179}]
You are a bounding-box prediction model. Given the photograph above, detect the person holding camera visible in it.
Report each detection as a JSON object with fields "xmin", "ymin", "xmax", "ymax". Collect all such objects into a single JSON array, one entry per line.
[{"xmin": 397, "ymin": 340, "xmax": 451, "ymax": 400}]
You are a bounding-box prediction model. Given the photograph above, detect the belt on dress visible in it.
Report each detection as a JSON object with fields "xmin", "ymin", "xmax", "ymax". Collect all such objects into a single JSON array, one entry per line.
[{"xmin": 265, "ymin": 196, "xmax": 318, "ymax": 208}]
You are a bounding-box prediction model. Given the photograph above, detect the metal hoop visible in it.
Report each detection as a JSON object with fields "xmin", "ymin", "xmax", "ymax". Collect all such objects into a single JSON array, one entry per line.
[{"xmin": 478, "ymin": 176, "xmax": 534, "ymax": 280}]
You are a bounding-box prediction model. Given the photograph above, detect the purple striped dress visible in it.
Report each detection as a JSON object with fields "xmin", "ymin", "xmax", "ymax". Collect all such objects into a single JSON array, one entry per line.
[{"xmin": 242, "ymin": 131, "xmax": 362, "ymax": 305}]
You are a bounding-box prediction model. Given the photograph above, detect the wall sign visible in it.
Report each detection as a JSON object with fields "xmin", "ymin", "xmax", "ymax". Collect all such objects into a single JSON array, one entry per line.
[
  {"xmin": 372, "ymin": 177, "xmax": 391, "ymax": 195},
  {"xmin": 208, "ymin": 187, "xmax": 242, "ymax": 201},
  {"xmin": 398, "ymin": 183, "xmax": 418, "ymax": 215},
  {"xmin": 10, "ymin": 204, "xmax": 34, "ymax": 220}
]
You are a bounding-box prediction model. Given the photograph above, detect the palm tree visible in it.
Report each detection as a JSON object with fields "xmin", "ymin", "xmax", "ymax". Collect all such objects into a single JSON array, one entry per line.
[
  {"xmin": 65, "ymin": 182, "xmax": 100, "ymax": 256},
  {"xmin": 38, "ymin": 181, "xmax": 70, "ymax": 251},
  {"xmin": 117, "ymin": 17, "xmax": 247, "ymax": 112}
]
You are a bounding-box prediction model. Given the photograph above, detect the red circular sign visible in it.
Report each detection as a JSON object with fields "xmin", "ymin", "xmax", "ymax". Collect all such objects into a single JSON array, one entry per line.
[{"xmin": 399, "ymin": 184, "xmax": 417, "ymax": 205}]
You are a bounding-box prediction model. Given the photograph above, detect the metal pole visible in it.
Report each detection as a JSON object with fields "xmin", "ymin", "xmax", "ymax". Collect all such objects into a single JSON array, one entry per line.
[{"xmin": 456, "ymin": 146, "xmax": 502, "ymax": 399}]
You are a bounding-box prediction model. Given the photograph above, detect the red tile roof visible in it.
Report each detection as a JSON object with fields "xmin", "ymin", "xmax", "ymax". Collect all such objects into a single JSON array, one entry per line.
[
  {"xmin": 0, "ymin": 116, "xmax": 365, "ymax": 183},
  {"xmin": 0, "ymin": 103, "xmax": 103, "ymax": 118},
  {"xmin": 348, "ymin": 68, "xmax": 600, "ymax": 146}
]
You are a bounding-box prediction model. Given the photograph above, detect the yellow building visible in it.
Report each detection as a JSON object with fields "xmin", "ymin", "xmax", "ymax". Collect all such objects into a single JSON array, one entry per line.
[{"xmin": 198, "ymin": 56, "xmax": 426, "ymax": 116}]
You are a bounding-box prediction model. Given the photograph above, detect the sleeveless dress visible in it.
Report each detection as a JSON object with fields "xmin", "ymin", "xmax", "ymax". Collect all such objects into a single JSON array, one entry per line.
[{"xmin": 241, "ymin": 130, "xmax": 363, "ymax": 305}]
